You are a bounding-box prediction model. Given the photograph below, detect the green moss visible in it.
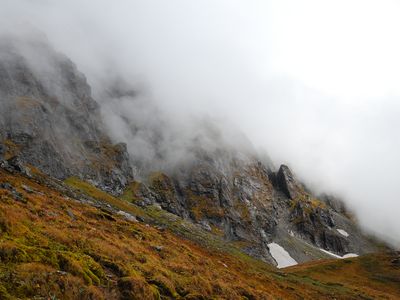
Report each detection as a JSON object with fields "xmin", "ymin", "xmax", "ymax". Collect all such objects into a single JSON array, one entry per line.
[
  {"xmin": 150, "ymin": 285, "xmax": 161, "ymax": 300},
  {"xmin": 233, "ymin": 201, "xmax": 251, "ymax": 223},
  {"xmin": 185, "ymin": 191, "xmax": 224, "ymax": 222},
  {"xmin": 0, "ymin": 284, "xmax": 11, "ymax": 300},
  {"xmin": 65, "ymin": 177, "xmax": 116, "ymax": 203},
  {"xmin": 53, "ymin": 252, "xmax": 105, "ymax": 286},
  {"xmin": 0, "ymin": 242, "xmax": 29, "ymax": 263},
  {"xmin": 148, "ymin": 172, "xmax": 177, "ymax": 202},
  {"xmin": 64, "ymin": 177, "xmax": 145, "ymax": 219},
  {"xmin": 148, "ymin": 276, "xmax": 179, "ymax": 298},
  {"xmin": 119, "ymin": 276, "xmax": 161, "ymax": 299},
  {"xmin": 120, "ymin": 181, "xmax": 142, "ymax": 203},
  {"xmin": 85, "ymin": 259, "xmax": 105, "ymax": 285}
]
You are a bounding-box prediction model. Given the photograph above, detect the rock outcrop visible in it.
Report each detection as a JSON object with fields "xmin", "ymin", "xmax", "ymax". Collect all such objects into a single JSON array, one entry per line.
[
  {"xmin": 276, "ymin": 164, "xmax": 303, "ymax": 199},
  {"xmin": 0, "ymin": 34, "xmax": 133, "ymax": 194},
  {"xmin": 123, "ymin": 147, "xmax": 381, "ymax": 265}
]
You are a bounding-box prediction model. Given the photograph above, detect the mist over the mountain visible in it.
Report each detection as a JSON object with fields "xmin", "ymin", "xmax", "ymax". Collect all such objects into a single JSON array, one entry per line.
[{"xmin": 1, "ymin": 0, "xmax": 399, "ymax": 247}]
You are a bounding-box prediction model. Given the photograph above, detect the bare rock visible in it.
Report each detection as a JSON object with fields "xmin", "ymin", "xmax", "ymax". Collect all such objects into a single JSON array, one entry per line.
[
  {"xmin": 276, "ymin": 165, "xmax": 301, "ymax": 199},
  {"xmin": 0, "ymin": 35, "xmax": 133, "ymax": 194}
]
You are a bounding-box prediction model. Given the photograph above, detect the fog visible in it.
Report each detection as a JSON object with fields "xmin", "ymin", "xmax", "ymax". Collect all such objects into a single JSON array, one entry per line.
[{"xmin": 1, "ymin": 0, "xmax": 399, "ymax": 247}]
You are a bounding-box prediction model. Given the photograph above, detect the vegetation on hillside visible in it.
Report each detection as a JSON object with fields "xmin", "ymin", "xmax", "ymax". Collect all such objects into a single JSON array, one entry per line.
[{"xmin": 0, "ymin": 169, "xmax": 398, "ymax": 299}]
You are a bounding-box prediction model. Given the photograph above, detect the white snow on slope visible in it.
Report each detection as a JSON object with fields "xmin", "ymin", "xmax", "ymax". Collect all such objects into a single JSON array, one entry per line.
[
  {"xmin": 319, "ymin": 248, "xmax": 359, "ymax": 259},
  {"xmin": 343, "ymin": 253, "xmax": 359, "ymax": 258},
  {"xmin": 319, "ymin": 248, "xmax": 343, "ymax": 258},
  {"xmin": 268, "ymin": 242, "xmax": 298, "ymax": 268},
  {"xmin": 337, "ymin": 229, "xmax": 350, "ymax": 237}
]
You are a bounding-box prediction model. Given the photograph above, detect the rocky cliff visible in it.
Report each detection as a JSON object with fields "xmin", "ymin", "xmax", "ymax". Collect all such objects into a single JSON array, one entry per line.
[
  {"xmin": 0, "ymin": 34, "xmax": 383, "ymax": 268},
  {"xmin": 122, "ymin": 147, "xmax": 380, "ymax": 266},
  {"xmin": 0, "ymin": 34, "xmax": 132, "ymax": 194}
]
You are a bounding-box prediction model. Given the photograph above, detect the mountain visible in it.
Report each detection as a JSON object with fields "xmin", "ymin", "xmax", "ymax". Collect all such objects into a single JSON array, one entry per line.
[
  {"xmin": 0, "ymin": 34, "xmax": 132, "ymax": 195},
  {"xmin": 0, "ymin": 158, "xmax": 399, "ymax": 299},
  {"xmin": 0, "ymin": 34, "xmax": 396, "ymax": 299}
]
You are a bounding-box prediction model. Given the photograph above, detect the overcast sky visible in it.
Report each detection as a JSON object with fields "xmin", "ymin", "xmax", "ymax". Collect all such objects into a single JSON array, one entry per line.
[{"xmin": 1, "ymin": 0, "xmax": 400, "ymax": 246}]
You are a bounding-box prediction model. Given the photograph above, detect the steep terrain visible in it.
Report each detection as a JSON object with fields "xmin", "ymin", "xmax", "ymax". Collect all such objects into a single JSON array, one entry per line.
[
  {"xmin": 0, "ymin": 33, "xmax": 395, "ymax": 299},
  {"xmin": 121, "ymin": 152, "xmax": 382, "ymax": 266},
  {"xmin": 0, "ymin": 33, "xmax": 384, "ymax": 265},
  {"xmin": 0, "ymin": 34, "xmax": 132, "ymax": 195},
  {"xmin": 0, "ymin": 166, "xmax": 399, "ymax": 299}
]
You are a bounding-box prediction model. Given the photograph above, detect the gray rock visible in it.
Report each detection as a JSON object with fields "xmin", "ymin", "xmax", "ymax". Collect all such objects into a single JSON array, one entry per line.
[
  {"xmin": 21, "ymin": 184, "xmax": 34, "ymax": 194},
  {"xmin": 276, "ymin": 164, "xmax": 301, "ymax": 199},
  {"xmin": 5, "ymin": 156, "xmax": 31, "ymax": 176},
  {"xmin": 0, "ymin": 182, "xmax": 25, "ymax": 203},
  {"xmin": 0, "ymin": 35, "xmax": 133, "ymax": 193},
  {"xmin": 136, "ymin": 216, "xmax": 145, "ymax": 223},
  {"xmin": 66, "ymin": 209, "xmax": 76, "ymax": 221},
  {"xmin": 153, "ymin": 245, "xmax": 164, "ymax": 252},
  {"xmin": 0, "ymin": 182, "xmax": 13, "ymax": 190},
  {"xmin": 116, "ymin": 210, "xmax": 137, "ymax": 222},
  {"xmin": 141, "ymin": 150, "xmax": 383, "ymax": 264},
  {"xmin": 13, "ymin": 191, "xmax": 26, "ymax": 204},
  {"xmin": 0, "ymin": 142, "xmax": 4, "ymax": 159},
  {"xmin": 199, "ymin": 220, "xmax": 212, "ymax": 232}
]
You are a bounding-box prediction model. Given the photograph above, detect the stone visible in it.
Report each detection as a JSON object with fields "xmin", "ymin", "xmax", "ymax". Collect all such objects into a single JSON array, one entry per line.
[
  {"xmin": 13, "ymin": 191, "xmax": 26, "ymax": 204},
  {"xmin": 0, "ymin": 160, "xmax": 8, "ymax": 169},
  {"xmin": 276, "ymin": 165, "xmax": 300, "ymax": 199},
  {"xmin": 199, "ymin": 220, "xmax": 212, "ymax": 232},
  {"xmin": 392, "ymin": 258, "xmax": 400, "ymax": 266},
  {"xmin": 56, "ymin": 271, "xmax": 68, "ymax": 276},
  {"xmin": 0, "ymin": 142, "xmax": 4, "ymax": 159},
  {"xmin": 66, "ymin": 209, "xmax": 76, "ymax": 221},
  {"xmin": 21, "ymin": 184, "xmax": 34, "ymax": 194},
  {"xmin": 116, "ymin": 210, "xmax": 137, "ymax": 222},
  {"xmin": 136, "ymin": 216, "xmax": 145, "ymax": 223},
  {"xmin": 0, "ymin": 182, "xmax": 13, "ymax": 191},
  {"xmin": 0, "ymin": 182, "xmax": 26, "ymax": 203},
  {"xmin": 6, "ymin": 157, "xmax": 32, "ymax": 177},
  {"xmin": 153, "ymin": 245, "xmax": 164, "ymax": 252}
]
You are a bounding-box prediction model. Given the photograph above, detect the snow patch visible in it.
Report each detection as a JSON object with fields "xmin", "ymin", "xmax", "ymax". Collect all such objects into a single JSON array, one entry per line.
[
  {"xmin": 319, "ymin": 248, "xmax": 342, "ymax": 258},
  {"xmin": 319, "ymin": 248, "xmax": 359, "ymax": 259},
  {"xmin": 337, "ymin": 229, "xmax": 349, "ymax": 237},
  {"xmin": 343, "ymin": 253, "xmax": 359, "ymax": 258},
  {"xmin": 268, "ymin": 242, "xmax": 298, "ymax": 268}
]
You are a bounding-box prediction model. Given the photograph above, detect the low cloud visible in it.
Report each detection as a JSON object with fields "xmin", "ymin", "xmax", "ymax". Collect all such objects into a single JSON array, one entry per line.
[{"xmin": 1, "ymin": 0, "xmax": 399, "ymax": 246}]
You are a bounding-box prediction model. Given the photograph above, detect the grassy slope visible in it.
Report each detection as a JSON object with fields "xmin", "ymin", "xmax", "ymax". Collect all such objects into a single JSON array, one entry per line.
[
  {"xmin": 286, "ymin": 253, "xmax": 400, "ymax": 300},
  {"xmin": 0, "ymin": 169, "xmax": 398, "ymax": 300}
]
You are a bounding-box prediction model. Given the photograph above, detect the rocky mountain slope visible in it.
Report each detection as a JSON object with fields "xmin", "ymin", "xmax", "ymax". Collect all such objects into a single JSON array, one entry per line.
[
  {"xmin": 0, "ymin": 33, "xmax": 394, "ymax": 299},
  {"xmin": 121, "ymin": 150, "xmax": 382, "ymax": 266},
  {"xmin": 0, "ymin": 34, "xmax": 132, "ymax": 195},
  {"xmin": 0, "ymin": 165, "xmax": 399, "ymax": 299}
]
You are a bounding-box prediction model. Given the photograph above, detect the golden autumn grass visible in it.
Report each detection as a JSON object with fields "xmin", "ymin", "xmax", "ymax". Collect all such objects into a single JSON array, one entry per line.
[{"xmin": 0, "ymin": 169, "xmax": 399, "ymax": 299}]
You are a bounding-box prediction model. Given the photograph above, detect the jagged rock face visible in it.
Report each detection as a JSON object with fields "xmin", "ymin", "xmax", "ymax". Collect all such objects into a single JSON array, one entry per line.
[
  {"xmin": 0, "ymin": 36, "xmax": 133, "ymax": 194},
  {"xmin": 127, "ymin": 152, "xmax": 381, "ymax": 265},
  {"xmin": 276, "ymin": 164, "xmax": 303, "ymax": 199}
]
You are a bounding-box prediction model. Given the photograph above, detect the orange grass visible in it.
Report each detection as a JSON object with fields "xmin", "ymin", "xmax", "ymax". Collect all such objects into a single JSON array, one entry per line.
[{"xmin": 0, "ymin": 169, "xmax": 398, "ymax": 299}]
